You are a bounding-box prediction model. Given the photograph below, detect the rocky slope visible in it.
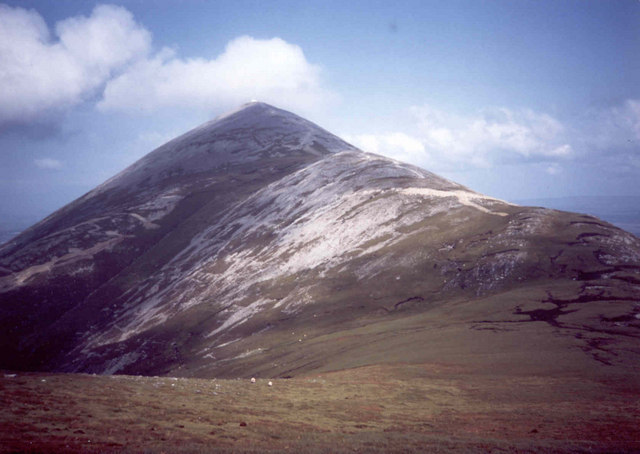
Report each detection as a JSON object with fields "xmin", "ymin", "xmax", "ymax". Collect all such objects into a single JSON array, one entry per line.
[{"xmin": 1, "ymin": 102, "xmax": 639, "ymax": 379}]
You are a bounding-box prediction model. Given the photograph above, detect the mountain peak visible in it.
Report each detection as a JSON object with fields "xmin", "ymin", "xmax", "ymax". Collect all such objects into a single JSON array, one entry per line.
[
  {"xmin": 1, "ymin": 102, "xmax": 639, "ymax": 383},
  {"xmin": 203, "ymin": 101, "xmax": 325, "ymax": 137},
  {"xmin": 87, "ymin": 103, "xmax": 356, "ymax": 198},
  {"xmin": 211, "ymin": 100, "xmax": 278, "ymax": 122}
]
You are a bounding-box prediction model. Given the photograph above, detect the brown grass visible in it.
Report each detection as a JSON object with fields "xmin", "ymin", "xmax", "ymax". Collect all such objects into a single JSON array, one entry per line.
[{"xmin": 2, "ymin": 363, "xmax": 639, "ymax": 453}]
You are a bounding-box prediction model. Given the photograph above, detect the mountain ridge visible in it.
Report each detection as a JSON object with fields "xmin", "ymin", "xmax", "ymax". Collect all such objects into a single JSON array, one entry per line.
[
  {"xmin": 0, "ymin": 102, "xmax": 359, "ymax": 371},
  {"xmin": 1, "ymin": 103, "xmax": 639, "ymax": 381}
]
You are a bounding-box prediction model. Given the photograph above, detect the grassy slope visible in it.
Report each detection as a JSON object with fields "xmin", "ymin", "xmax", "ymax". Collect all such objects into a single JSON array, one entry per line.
[
  {"xmin": 175, "ymin": 276, "xmax": 640, "ymax": 382},
  {"xmin": 1, "ymin": 364, "xmax": 639, "ymax": 453},
  {"xmin": 3, "ymin": 278, "xmax": 640, "ymax": 454},
  {"xmin": 2, "ymin": 198, "xmax": 639, "ymax": 452}
]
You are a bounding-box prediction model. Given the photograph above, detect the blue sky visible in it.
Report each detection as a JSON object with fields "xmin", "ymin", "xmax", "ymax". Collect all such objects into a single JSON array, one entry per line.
[{"xmin": 1, "ymin": 0, "xmax": 639, "ymax": 222}]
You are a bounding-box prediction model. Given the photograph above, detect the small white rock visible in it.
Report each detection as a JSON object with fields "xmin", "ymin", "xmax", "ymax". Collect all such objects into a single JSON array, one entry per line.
[
  {"xmin": 268, "ymin": 381, "xmax": 273, "ymax": 387},
  {"xmin": 250, "ymin": 377, "xmax": 256, "ymax": 383}
]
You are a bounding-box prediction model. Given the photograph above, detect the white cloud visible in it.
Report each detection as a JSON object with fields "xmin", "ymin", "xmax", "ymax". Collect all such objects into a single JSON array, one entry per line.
[
  {"xmin": 0, "ymin": 3, "xmax": 333, "ymax": 125},
  {"xmin": 34, "ymin": 158, "xmax": 63, "ymax": 169},
  {"xmin": 347, "ymin": 105, "xmax": 574, "ymax": 171},
  {"xmin": 0, "ymin": 4, "xmax": 150, "ymax": 125},
  {"xmin": 411, "ymin": 105, "xmax": 572, "ymax": 162},
  {"xmin": 343, "ymin": 132, "xmax": 428, "ymax": 165},
  {"xmin": 98, "ymin": 36, "xmax": 335, "ymax": 115}
]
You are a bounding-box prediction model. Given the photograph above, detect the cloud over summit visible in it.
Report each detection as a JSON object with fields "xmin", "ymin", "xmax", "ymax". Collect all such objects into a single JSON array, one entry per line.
[
  {"xmin": 98, "ymin": 36, "xmax": 333, "ymax": 115},
  {"xmin": 0, "ymin": 4, "xmax": 333, "ymax": 127}
]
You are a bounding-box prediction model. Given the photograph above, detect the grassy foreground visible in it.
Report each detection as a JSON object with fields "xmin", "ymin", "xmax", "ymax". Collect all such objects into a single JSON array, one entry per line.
[{"xmin": 2, "ymin": 364, "xmax": 639, "ymax": 453}]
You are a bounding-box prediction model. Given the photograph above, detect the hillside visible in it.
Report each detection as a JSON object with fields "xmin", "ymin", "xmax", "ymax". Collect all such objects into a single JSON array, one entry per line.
[{"xmin": 0, "ymin": 102, "xmax": 639, "ymax": 384}]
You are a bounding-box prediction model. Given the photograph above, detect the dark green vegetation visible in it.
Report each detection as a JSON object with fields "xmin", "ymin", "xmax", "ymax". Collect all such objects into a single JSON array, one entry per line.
[{"xmin": 2, "ymin": 364, "xmax": 639, "ymax": 453}]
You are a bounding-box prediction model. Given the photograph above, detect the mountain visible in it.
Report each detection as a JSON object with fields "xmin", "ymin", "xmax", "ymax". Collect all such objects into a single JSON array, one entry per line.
[{"xmin": 1, "ymin": 102, "xmax": 639, "ymax": 381}]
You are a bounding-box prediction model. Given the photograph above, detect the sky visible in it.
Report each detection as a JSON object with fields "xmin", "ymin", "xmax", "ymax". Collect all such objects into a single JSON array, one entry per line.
[{"xmin": 0, "ymin": 0, "xmax": 639, "ymax": 224}]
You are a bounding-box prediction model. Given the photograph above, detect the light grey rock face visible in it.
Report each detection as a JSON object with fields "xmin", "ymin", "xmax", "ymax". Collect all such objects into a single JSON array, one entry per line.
[
  {"xmin": 0, "ymin": 102, "xmax": 356, "ymax": 370},
  {"xmin": 0, "ymin": 103, "xmax": 350, "ymax": 295},
  {"xmin": 1, "ymin": 103, "xmax": 639, "ymax": 377},
  {"xmin": 0, "ymin": 102, "xmax": 351, "ymax": 275},
  {"xmin": 76, "ymin": 150, "xmax": 512, "ymax": 351}
]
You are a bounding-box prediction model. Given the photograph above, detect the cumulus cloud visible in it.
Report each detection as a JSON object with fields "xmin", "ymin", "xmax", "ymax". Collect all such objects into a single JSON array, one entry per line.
[
  {"xmin": 0, "ymin": 3, "xmax": 333, "ymax": 126},
  {"xmin": 34, "ymin": 158, "xmax": 63, "ymax": 169},
  {"xmin": 0, "ymin": 4, "xmax": 151, "ymax": 126},
  {"xmin": 347, "ymin": 99, "xmax": 640, "ymax": 177},
  {"xmin": 342, "ymin": 132, "xmax": 428, "ymax": 164},
  {"xmin": 347, "ymin": 105, "xmax": 574, "ymax": 171},
  {"xmin": 98, "ymin": 36, "xmax": 335, "ymax": 115},
  {"xmin": 411, "ymin": 105, "xmax": 573, "ymax": 164}
]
